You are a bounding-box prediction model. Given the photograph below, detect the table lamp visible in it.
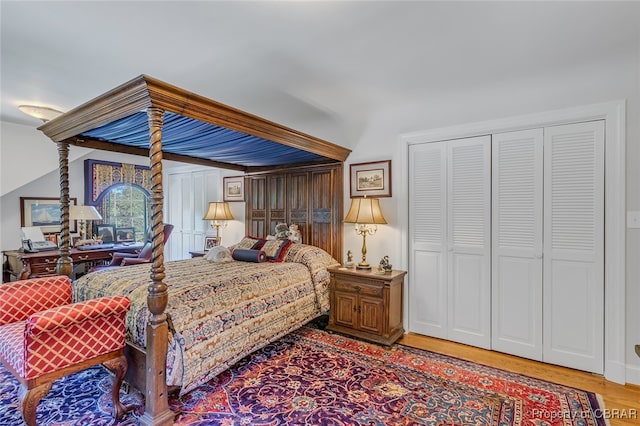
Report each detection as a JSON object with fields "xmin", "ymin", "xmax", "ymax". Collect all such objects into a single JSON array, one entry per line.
[
  {"xmin": 343, "ymin": 196, "xmax": 387, "ymax": 270},
  {"xmin": 70, "ymin": 205, "xmax": 102, "ymax": 240},
  {"xmin": 203, "ymin": 201, "xmax": 234, "ymax": 245}
]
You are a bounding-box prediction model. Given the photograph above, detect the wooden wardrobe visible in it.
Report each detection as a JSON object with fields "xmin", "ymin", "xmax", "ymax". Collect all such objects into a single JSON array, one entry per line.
[{"xmin": 245, "ymin": 163, "xmax": 343, "ymax": 263}]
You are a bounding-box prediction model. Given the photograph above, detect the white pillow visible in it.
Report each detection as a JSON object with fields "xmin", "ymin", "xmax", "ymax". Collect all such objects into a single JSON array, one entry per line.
[{"xmin": 204, "ymin": 245, "xmax": 233, "ymax": 263}]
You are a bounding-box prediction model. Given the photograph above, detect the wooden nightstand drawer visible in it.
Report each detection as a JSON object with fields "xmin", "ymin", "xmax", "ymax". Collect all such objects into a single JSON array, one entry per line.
[{"xmin": 334, "ymin": 279, "xmax": 383, "ymax": 297}]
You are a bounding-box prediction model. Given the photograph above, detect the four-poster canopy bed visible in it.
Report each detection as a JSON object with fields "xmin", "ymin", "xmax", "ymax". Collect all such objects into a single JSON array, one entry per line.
[{"xmin": 37, "ymin": 75, "xmax": 351, "ymax": 425}]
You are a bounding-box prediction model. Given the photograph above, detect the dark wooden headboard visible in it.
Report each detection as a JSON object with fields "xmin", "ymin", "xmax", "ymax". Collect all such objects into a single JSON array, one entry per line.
[{"xmin": 245, "ymin": 162, "xmax": 343, "ymax": 263}]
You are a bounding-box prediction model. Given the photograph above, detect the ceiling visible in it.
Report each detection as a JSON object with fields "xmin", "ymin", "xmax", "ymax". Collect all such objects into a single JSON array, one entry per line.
[{"xmin": 2, "ymin": 1, "xmax": 639, "ymax": 148}]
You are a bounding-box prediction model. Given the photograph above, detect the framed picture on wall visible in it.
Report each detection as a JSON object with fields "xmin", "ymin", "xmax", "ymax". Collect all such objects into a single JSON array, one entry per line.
[
  {"xmin": 349, "ymin": 160, "xmax": 392, "ymax": 198},
  {"xmin": 20, "ymin": 197, "xmax": 78, "ymax": 234},
  {"xmin": 223, "ymin": 176, "xmax": 245, "ymax": 202}
]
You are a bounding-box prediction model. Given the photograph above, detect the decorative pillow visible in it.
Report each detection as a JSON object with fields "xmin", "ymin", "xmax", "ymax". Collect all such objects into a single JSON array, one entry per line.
[
  {"xmin": 235, "ymin": 236, "xmax": 265, "ymax": 250},
  {"xmin": 204, "ymin": 246, "xmax": 233, "ymax": 263},
  {"xmin": 232, "ymin": 248, "xmax": 266, "ymax": 263},
  {"xmin": 260, "ymin": 238, "xmax": 292, "ymax": 262}
]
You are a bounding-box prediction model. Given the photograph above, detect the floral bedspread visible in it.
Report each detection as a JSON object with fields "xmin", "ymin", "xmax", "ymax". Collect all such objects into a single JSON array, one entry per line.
[{"xmin": 73, "ymin": 243, "xmax": 338, "ymax": 394}]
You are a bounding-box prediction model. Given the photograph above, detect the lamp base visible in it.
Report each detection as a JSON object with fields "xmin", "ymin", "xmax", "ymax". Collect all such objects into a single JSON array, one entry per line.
[{"xmin": 356, "ymin": 262, "xmax": 371, "ymax": 270}]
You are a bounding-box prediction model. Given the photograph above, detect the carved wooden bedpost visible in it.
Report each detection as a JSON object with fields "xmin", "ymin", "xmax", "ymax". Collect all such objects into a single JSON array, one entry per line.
[
  {"xmin": 56, "ymin": 141, "xmax": 73, "ymax": 277},
  {"xmin": 140, "ymin": 107, "xmax": 174, "ymax": 426}
]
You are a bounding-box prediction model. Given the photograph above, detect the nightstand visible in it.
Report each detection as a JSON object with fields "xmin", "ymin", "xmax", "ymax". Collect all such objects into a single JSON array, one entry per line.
[{"xmin": 327, "ymin": 266, "xmax": 406, "ymax": 346}]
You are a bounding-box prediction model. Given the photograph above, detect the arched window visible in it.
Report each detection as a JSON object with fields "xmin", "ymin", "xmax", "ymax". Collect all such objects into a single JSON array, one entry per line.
[
  {"xmin": 99, "ymin": 184, "xmax": 149, "ymax": 243},
  {"xmin": 85, "ymin": 159, "xmax": 153, "ymax": 243}
]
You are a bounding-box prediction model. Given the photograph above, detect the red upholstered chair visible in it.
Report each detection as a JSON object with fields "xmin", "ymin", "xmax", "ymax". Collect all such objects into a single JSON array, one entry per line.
[
  {"xmin": 0, "ymin": 275, "xmax": 133, "ymax": 426},
  {"xmin": 91, "ymin": 223, "xmax": 174, "ymax": 272}
]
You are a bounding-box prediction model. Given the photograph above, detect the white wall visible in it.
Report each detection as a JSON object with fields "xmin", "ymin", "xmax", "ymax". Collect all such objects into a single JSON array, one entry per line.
[
  {"xmin": 0, "ymin": 122, "xmax": 93, "ymax": 197},
  {"xmin": 343, "ymin": 50, "xmax": 640, "ymax": 382}
]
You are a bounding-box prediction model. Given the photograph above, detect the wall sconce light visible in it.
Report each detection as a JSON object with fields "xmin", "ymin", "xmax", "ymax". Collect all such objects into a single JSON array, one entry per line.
[
  {"xmin": 343, "ymin": 196, "xmax": 387, "ymax": 270},
  {"xmin": 203, "ymin": 201, "xmax": 234, "ymax": 245},
  {"xmin": 69, "ymin": 205, "xmax": 102, "ymax": 240}
]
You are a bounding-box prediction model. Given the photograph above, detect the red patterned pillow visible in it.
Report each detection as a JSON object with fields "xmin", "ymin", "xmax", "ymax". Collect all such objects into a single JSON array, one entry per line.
[{"xmin": 261, "ymin": 239, "xmax": 292, "ymax": 262}]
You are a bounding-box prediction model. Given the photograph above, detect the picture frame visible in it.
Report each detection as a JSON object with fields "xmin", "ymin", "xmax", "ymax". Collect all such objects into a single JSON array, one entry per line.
[
  {"xmin": 116, "ymin": 227, "xmax": 136, "ymax": 243},
  {"xmin": 44, "ymin": 234, "xmax": 58, "ymax": 245},
  {"xmin": 95, "ymin": 224, "xmax": 116, "ymax": 243},
  {"xmin": 350, "ymin": 160, "xmax": 392, "ymax": 198},
  {"xmin": 223, "ymin": 176, "xmax": 245, "ymax": 202},
  {"xmin": 204, "ymin": 236, "xmax": 218, "ymax": 250},
  {"xmin": 20, "ymin": 197, "xmax": 78, "ymax": 234}
]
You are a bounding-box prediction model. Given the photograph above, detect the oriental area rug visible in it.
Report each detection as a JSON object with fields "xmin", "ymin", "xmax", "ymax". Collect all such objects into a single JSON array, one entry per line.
[{"xmin": 0, "ymin": 326, "xmax": 607, "ymax": 425}]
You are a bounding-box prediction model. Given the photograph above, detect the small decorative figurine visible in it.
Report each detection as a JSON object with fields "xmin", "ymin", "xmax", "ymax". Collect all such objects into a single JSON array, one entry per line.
[
  {"xmin": 379, "ymin": 255, "xmax": 392, "ymax": 272},
  {"xmin": 345, "ymin": 250, "xmax": 354, "ymax": 268}
]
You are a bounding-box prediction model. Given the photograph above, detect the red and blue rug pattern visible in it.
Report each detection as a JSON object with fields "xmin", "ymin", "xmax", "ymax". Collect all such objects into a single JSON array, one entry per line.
[{"xmin": 0, "ymin": 325, "xmax": 607, "ymax": 425}]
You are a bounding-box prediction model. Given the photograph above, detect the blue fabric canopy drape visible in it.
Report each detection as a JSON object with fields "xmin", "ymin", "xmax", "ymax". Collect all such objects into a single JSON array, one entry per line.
[{"xmin": 82, "ymin": 112, "xmax": 324, "ymax": 167}]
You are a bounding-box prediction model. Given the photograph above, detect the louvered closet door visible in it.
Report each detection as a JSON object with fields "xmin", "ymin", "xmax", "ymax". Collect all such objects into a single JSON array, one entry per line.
[
  {"xmin": 447, "ymin": 136, "xmax": 491, "ymax": 348},
  {"xmin": 492, "ymin": 129, "xmax": 543, "ymax": 360},
  {"xmin": 409, "ymin": 142, "xmax": 448, "ymax": 338},
  {"xmin": 543, "ymin": 121, "xmax": 604, "ymax": 374}
]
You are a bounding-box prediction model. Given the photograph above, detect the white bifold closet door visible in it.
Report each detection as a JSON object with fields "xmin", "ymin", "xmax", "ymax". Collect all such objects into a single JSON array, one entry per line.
[
  {"xmin": 492, "ymin": 121, "xmax": 604, "ymax": 374},
  {"xmin": 492, "ymin": 128, "xmax": 544, "ymax": 360},
  {"xmin": 543, "ymin": 121, "xmax": 604, "ymax": 374},
  {"xmin": 409, "ymin": 135, "xmax": 491, "ymax": 349}
]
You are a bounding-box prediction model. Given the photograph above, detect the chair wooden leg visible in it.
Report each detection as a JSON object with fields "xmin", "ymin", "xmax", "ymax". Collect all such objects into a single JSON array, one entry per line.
[
  {"xmin": 103, "ymin": 354, "xmax": 134, "ymax": 419},
  {"xmin": 19, "ymin": 382, "xmax": 52, "ymax": 426}
]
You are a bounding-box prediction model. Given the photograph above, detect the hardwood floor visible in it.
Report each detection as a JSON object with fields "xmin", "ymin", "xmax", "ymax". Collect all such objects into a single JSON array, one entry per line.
[{"xmin": 397, "ymin": 333, "xmax": 640, "ymax": 425}]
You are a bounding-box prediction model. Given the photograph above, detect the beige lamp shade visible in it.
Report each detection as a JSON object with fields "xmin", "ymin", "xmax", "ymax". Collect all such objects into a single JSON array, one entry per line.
[
  {"xmin": 344, "ymin": 197, "xmax": 387, "ymax": 224},
  {"xmin": 70, "ymin": 205, "xmax": 102, "ymax": 240},
  {"xmin": 203, "ymin": 201, "xmax": 234, "ymax": 246},
  {"xmin": 203, "ymin": 202, "xmax": 234, "ymax": 221},
  {"xmin": 70, "ymin": 205, "xmax": 103, "ymax": 221}
]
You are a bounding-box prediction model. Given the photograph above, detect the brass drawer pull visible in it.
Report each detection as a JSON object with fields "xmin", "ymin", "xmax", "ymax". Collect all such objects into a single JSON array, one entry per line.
[{"xmin": 77, "ymin": 255, "xmax": 89, "ymax": 260}]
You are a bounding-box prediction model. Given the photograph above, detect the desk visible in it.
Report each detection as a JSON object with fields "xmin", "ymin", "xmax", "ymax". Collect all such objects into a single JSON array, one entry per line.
[{"xmin": 2, "ymin": 244, "xmax": 143, "ymax": 282}]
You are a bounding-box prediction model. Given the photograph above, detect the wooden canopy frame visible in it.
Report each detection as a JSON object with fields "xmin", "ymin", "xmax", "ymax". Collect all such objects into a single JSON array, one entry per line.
[{"xmin": 38, "ymin": 75, "xmax": 351, "ymax": 425}]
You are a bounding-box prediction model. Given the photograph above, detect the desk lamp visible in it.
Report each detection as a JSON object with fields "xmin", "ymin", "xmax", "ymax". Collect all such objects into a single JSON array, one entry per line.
[
  {"xmin": 70, "ymin": 205, "xmax": 102, "ymax": 240},
  {"xmin": 344, "ymin": 196, "xmax": 387, "ymax": 270},
  {"xmin": 203, "ymin": 201, "xmax": 234, "ymax": 245}
]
